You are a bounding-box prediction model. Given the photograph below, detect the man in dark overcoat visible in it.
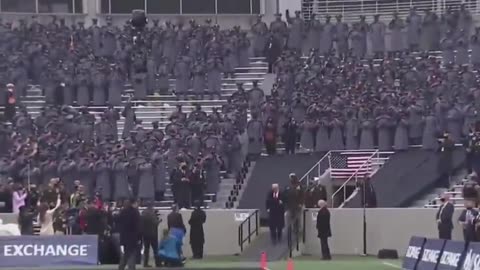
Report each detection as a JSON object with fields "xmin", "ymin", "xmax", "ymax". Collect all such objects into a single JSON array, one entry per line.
[
  {"xmin": 266, "ymin": 183, "xmax": 285, "ymax": 244},
  {"xmin": 140, "ymin": 203, "xmax": 160, "ymax": 267},
  {"xmin": 316, "ymin": 200, "xmax": 332, "ymax": 260},
  {"xmin": 118, "ymin": 199, "xmax": 141, "ymax": 270},
  {"xmin": 188, "ymin": 201, "xmax": 206, "ymax": 259}
]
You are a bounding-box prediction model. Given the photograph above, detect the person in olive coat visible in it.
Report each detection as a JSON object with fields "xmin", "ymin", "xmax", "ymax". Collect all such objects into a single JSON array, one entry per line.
[
  {"xmin": 188, "ymin": 201, "xmax": 206, "ymax": 259},
  {"xmin": 316, "ymin": 200, "xmax": 332, "ymax": 260}
]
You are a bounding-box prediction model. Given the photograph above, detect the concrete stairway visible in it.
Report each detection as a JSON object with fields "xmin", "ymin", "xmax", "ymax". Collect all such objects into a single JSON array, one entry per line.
[
  {"xmin": 239, "ymin": 228, "xmax": 291, "ymax": 261},
  {"xmin": 421, "ymin": 169, "xmax": 470, "ymax": 209}
]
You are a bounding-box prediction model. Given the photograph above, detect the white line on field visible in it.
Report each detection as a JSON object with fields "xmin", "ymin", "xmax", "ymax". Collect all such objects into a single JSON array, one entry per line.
[{"xmin": 382, "ymin": 262, "xmax": 402, "ymax": 269}]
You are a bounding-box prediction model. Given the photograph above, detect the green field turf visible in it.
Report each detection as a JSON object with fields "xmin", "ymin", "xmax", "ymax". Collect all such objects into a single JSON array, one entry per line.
[{"xmin": 187, "ymin": 256, "xmax": 403, "ymax": 270}]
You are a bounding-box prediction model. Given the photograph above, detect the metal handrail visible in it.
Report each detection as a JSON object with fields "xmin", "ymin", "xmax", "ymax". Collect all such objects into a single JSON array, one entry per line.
[
  {"xmin": 299, "ymin": 149, "xmax": 381, "ymax": 187},
  {"xmin": 237, "ymin": 210, "xmax": 259, "ymax": 252},
  {"xmin": 330, "ymin": 150, "xmax": 379, "ymax": 207},
  {"xmin": 302, "ymin": 0, "xmax": 476, "ymax": 22},
  {"xmin": 299, "ymin": 151, "xmax": 331, "ymax": 187}
]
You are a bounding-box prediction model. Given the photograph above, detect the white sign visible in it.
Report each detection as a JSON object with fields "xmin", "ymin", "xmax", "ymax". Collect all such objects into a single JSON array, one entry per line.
[{"xmin": 234, "ymin": 213, "xmax": 250, "ymax": 222}]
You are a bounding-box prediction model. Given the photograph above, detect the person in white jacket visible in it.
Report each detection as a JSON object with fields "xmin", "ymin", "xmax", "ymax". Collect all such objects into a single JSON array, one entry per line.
[{"xmin": 38, "ymin": 195, "xmax": 61, "ymax": 235}]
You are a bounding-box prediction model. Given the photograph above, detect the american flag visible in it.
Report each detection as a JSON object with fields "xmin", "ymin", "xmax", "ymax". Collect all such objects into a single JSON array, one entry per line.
[{"xmin": 330, "ymin": 154, "xmax": 372, "ymax": 179}]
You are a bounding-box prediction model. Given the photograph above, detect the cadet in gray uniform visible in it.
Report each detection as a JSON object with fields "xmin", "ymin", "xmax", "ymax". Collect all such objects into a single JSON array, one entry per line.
[
  {"xmin": 441, "ymin": 31, "xmax": 455, "ymax": 65},
  {"xmin": 406, "ymin": 7, "xmax": 422, "ymax": 51},
  {"xmin": 421, "ymin": 10, "xmax": 440, "ymax": 51},
  {"xmin": 251, "ymin": 15, "xmax": 269, "ymax": 57},
  {"xmin": 350, "ymin": 23, "xmax": 365, "ymax": 59},
  {"xmin": 207, "ymin": 55, "xmax": 223, "ymax": 99},
  {"xmin": 246, "ymin": 114, "xmax": 264, "ymax": 158},
  {"xmin": 320, "ymin": 15, "xmax": 334, "ymax": 55},
  {"xmin": 192, "ymin": 58, "xmax": 206, "ymax": 99},
  {"xmin": 389, "ymin": 12, "xmax": 405, "ymax": 56},
  {"xmin": 334, "ymin": 15, "xmax": 349, "ymax": 59},
  {"xmin": 270, "ymin": 13, "xmax": 288, "ymax": 48},
  {"xmin": 305, "ymin": 14, "xmax": 322, "ymax": 52},
  {"xmin": 174, "ymin": 55, "xmax": 191, "ymax": 98},
  {"xmin": 456, "ymin": 30, "xmax": 469, "ymax": 66},
  {"xmin": 471, "ymin": 28, "xmax": 480, "ymax": 67},
  {"xmin": 370, "ymin": 14, "xmax": 386, "ymax": 58},
  {"xmin": 286, "ymin": 10, "xmax": 305, "ymax": 53}
]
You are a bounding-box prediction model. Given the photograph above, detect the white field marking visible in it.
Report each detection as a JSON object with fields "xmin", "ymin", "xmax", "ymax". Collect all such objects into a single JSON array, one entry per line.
[{"xmin": 382, "ymin": 262, "xmax": 402, "ymax": 269}]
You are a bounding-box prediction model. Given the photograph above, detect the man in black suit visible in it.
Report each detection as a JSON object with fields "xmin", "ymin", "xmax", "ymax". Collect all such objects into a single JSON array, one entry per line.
[
  {"xmin": 118, "ymin": 199, "xmax": 141, "ymax": 270},
  {"xmin": 167, "ymin": 204, "xmax": 186, "ymax": 233},
  {"xmin": 170, "ymin": 162, "xmax": 191, "ymax": 209},
  {"xmin": 266, "ymin": 183, "xmax": 285, "ymax": 244},
  {"xmin": 436, "ymin": 193, "xmax": 454, "ymax": 240},
  {"xmin": 316, "ymin": 200, "xmax": 332, "ymax": 260}
]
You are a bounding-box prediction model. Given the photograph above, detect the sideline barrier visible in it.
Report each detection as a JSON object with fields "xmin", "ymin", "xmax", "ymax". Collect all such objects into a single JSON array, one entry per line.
[
  {"xmin": 402, "ymin": 236, "xmax": 480, "ymax": 270},
  {"xmin": 0, "ymin": 235, "xmax": 98, "ymax": 267}
]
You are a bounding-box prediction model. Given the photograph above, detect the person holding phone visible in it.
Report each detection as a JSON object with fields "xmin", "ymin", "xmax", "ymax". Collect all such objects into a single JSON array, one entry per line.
[{"xmin": 38, "ymin": 194, "xmax": 61, "ymax": 235}]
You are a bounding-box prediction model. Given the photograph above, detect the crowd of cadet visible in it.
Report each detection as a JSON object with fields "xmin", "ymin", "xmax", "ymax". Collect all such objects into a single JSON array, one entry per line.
[
  {"xmin": 1, "ymin": 4, "xmax": 480, "ymax": 210},
  {"xmin": 249, "ymin": 5, "xmax": 480, "ymax": 156},
  {"xmin": 0, "ymin": 96, "xmax": 253, "ymax": 212},
  {"xmin": 0, "ymin": 14, "xmax": 258, "ymax": 105}
]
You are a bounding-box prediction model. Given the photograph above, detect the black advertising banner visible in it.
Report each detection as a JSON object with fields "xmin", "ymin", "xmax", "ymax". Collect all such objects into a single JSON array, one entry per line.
[
  {"xmin": 416, "ymin": 238, "xmax": 446, "ymax": 270},
  {"xmin": 461, "ymin": 241, "xmax": 480, "ymax": 270},
  {"xmin": 403, "ymin": 236, "xmax": 427, "ymax": 270},
  {"xmin": 437, "ymin": 240, "xmax": 467, "ymax": 270}
]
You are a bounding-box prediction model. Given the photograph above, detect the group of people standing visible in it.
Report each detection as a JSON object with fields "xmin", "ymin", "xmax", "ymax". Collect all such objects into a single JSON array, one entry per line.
[
  {"xmin": 258, "ymin": 5, "xmax": 473, "ymax": 60},
  {"xmin": 117, "ymin": 202, "xmax": 206, "ymax": 270},
  {"xmin": 265, "ymin": 174, "xmax": 331, "ymax": 260}
]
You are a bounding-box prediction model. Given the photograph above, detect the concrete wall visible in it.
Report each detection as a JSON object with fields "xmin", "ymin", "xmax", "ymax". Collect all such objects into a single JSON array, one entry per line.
[
  {"xmin": 303, "ymin": 208, "xmax": 464, "ymax": 257},
  {"xmin": 1, "ymin": 208, "xmax": 466, "ymax": 258},
  {"xmin": 0, "ymin": 209, "xmax": 259, "ymax": 257},
  {"xmin": 156, "ymin": 209, "xmax": 259, "ymax": 257},
  {"xmin": 0, "ymin": 213, "xmax": 18, "ymax": 225}
]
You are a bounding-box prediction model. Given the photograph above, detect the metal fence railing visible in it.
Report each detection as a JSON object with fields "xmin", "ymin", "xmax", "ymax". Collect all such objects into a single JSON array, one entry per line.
[
  {"xmin": 331, "ymin": 151, "xmax": 379, "ymax": 207},
  {"xmin": 237, "ymin": 210, "xmax": 259, "ymax": 252},
  {"xmin": 299, "ymin": 151, "xmax": 331, "ymax": 188},
  {"xmin": 301, "ymin": 0, "xmax": 478, "ymax": 22}
]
